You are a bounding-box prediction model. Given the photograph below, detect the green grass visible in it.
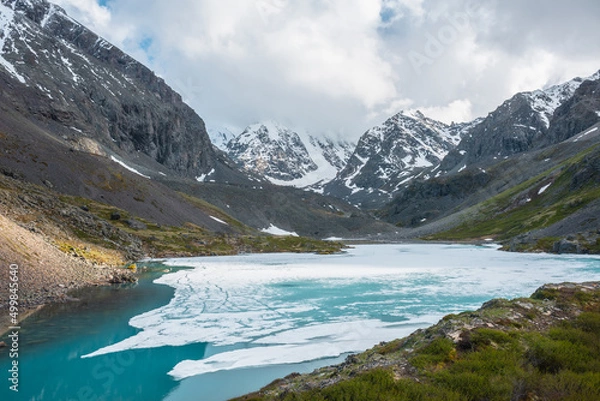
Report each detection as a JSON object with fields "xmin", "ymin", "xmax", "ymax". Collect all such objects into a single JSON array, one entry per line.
[
  {"xmin": 429, "ymin": 145, "xmax": 600, "ymax": 241},
  {"xmin": 57, "ymin": 193, "xmax": 344, "ymax": 258}
]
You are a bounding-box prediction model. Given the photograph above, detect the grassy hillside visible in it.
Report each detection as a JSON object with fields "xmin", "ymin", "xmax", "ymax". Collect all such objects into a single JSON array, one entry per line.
[
  {"xmin": 426, "ymin": 142, "xmax": 600, "ymax": 252},
  {"xmin": 235, "ymin": 282, "xmax": 600, "ymax": 401}
]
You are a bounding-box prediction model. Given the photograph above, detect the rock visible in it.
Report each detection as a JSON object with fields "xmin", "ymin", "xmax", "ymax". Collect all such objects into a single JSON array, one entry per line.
[
  {"xmin": 553, "ymin": 239, "xmax": 582, "ymax": 254},
  {"xmin": 80, "ymin": 205, "xmax": 90, "ymax": 212},
  {"xmin": 110, "ymin": 211, "xmax": 121, "ymax": 221},
  {"xmin": 43, "ymin": 179, "xmax": 54, "ymax": 189},
  {"xmin": 124, "ymin": 219, "xmax": 147, "ymax": 230},
  {"xmin": 108, "ymin": 269, "xmax": 138, "ymax": 284},
  {"xmin": 1, "ymin": 167, "xmax": 24, "ymax": 180}
]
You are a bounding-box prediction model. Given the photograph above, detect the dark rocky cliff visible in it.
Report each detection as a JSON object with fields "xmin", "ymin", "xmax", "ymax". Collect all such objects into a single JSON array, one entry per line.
[{"xmin": 0, "ymin": 0, "xmax": 239, "ymax": 180}]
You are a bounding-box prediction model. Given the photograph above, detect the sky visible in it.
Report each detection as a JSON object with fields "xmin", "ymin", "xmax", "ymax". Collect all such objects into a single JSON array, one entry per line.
[{"xmin": 53, "ymin": 0, "xmax": 600, "ymax": 140}]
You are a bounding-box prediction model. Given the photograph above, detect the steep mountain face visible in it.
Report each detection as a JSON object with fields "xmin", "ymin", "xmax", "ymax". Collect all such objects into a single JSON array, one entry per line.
[
  {"xmin": 440, "ymin": 72, "xmax": 600, "ymax": 172},
  {"xmin": 545, "ymin": 78, "xmax": 600, "ymax": 145},
  {"xmin": 0, "ymin": 0, "xmax": 243, "ymax": 182},
  {"xmin": 323, "ymin": 111, "xmax": 473, "ymax": 208},
  {"xmin": 225, "ymin": 121, "xmax": 354, "ymax": 187}
]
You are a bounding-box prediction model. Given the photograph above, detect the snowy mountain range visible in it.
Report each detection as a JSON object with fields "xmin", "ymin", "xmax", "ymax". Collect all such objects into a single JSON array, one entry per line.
[
  {"xmin": 207, "ymin": 70, "xmax": 600, "ymax": 208},
  {"xmin": 214, "ymin": 121, "xmax": 355, "ymax": 187}
]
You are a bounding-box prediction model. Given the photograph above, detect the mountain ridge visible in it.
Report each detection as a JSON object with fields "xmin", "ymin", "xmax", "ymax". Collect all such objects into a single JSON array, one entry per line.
[{"xmin": 322, "ymin": 110, "xmax": 474, "ymax": 208}]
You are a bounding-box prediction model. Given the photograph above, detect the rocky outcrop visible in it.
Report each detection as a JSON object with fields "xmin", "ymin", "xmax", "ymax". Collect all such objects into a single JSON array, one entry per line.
[{"xmin": 108, "ymin": 269, "xmax": 138, "ymax": 284}]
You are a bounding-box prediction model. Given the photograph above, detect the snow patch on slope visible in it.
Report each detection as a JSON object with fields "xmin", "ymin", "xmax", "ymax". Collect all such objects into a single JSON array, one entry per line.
[
  {"xmin": 110, "ymin": 156, "xmax": 150, "ymax": 179},
  {"xmin": 261, "ymin": 224, "xmax": 299, "ymax": 237},
  {"xmin": 0, "ymin": 2, "xmax": 27, "ymax": 83}
]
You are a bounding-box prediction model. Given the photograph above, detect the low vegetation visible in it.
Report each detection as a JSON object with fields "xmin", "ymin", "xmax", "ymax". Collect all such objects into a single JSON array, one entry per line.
[
  {"xmin": 2, "ymin": 172, "xmax": 345, "ymax": 265},
  {"xmin": 235, "ymin": 283, "xmax": 600, "ymax": 401},
  {"xmin": 428, "ymin": 144, "xmax": 600, "ymax": 248}
]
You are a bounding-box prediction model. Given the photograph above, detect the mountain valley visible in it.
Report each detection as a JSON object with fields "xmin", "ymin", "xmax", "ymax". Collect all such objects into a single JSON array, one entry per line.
[{"xmin": 0, "ymin": 0, "xmax": 599, "ymax": 309}]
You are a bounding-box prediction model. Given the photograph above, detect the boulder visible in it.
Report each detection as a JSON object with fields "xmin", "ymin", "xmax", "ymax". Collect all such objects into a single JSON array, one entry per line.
[{"xmin": 552, "ymin": 239, "xmax": 582, "ymax": 254}]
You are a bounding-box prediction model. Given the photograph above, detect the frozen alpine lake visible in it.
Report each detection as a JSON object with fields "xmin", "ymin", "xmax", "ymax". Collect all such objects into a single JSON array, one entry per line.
[
  {"xmin": 5, "ymin": 244, "xmax": 600, "ymax": 401},
  {"xmin": 82, "ymin": 243, "xmax": 600, "ymax": 400}
]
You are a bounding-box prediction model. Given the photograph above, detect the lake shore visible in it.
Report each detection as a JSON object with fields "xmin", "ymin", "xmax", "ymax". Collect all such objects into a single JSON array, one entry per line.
[{"xmin": 3, "ymin": 244, "xmax": 599, "ymax": 401}]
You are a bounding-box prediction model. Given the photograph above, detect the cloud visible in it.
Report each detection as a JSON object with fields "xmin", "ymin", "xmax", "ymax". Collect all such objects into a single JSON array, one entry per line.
[
  {"xmin": 52, "ymin": 0, "xmax": 600, "ymax": 140},
  {"xmin": 411, "ymin": 99, "xmax": 473, "ymax": 125},
  {"xmin": 54, "ymin": 0, "xmax": 110, "ymax": 28}
]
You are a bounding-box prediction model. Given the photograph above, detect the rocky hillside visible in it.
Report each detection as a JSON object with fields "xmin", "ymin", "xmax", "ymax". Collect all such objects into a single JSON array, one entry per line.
[
  {"xmin": 236, "ymin": 282, "xmax": 600, "ymax": 401},
  {"xmin": 323, "ymin": 111, "xmax": 475, "ymax": 208},
  {"xmin": 377, "ymin": 72, "xmax": 600, "ymax": 251},
  {"xmin": 0, "ymin": 0, "xmax": 245, "ymax": 183}
]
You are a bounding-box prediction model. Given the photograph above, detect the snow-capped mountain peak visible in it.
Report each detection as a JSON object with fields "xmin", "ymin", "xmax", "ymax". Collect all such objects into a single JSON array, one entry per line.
[
  {"xmin": 323, "ymin": 110, "xmax": 466, "ymax": 208},
  {"xmin": 525, "ymin": 70, "xmax": 600, "ymax": 128},
  {"xmin": 224, "ymin": 121, "xmax": 355, "ymax": 187},
  {"xmin": 207, "ymin": 125, "xmax": 237, "ymax": 150}
]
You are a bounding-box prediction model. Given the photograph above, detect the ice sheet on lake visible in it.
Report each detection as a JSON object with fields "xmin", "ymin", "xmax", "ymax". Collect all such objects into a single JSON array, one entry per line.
[
  {"xmin": 82, "ymin": 244, "xmax": 600, "ymax": 379},
  {"xmin": 169, "ymin": 319, "xmax": 428, "ymax": 378}
]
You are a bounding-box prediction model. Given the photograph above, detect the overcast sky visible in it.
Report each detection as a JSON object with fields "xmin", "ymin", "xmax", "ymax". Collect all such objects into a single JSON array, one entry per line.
[{"xmin": 54, "ymin": 0, "xmax": 600, "ymax": 140}]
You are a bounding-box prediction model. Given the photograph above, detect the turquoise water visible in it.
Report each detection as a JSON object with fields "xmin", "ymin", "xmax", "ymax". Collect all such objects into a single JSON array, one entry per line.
[{"xmin": 2, "ymin": 244, "xmax": 600, "ymax": 401}]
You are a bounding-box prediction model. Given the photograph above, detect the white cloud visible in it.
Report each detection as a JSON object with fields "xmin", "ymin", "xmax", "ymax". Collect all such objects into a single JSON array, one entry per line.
[
  {"xmin": 53, "ymin": 0, "xmax": 110, "ymax": 28},
  {"xmin": 411, "ymin": 99, "xmax": 473, "ymax": 125},
  {"xmin": 52, "ymin": 0, "xmax": 132, "ymax": 45},
  {"xmin": 51, "ymin": 0, "xmax": 600, "ymax": 139}
]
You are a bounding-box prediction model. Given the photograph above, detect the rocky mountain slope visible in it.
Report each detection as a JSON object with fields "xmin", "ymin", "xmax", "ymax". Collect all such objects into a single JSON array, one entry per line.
[
  {"xmin": 0, "ymin": 0, "xmax": 249, "ymax": 183},
  {"xmin": 224, "ymin": 121, "xmax": 355, "ymax": 187},
  {"xmin": 323, "ymin": 111, "xmax": 474, "ymax": 208},
  {"xmin": 440, "ymin": 72, "xmax": 600, "ymax": 173},
  {"xmin": 378, "ymin": 72, "xmax": 600, "ymax": 252},
  {"xmin": 236, "ymin": 282, "xmax": 600, "ymax": 401}
]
